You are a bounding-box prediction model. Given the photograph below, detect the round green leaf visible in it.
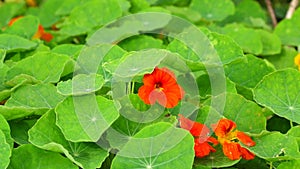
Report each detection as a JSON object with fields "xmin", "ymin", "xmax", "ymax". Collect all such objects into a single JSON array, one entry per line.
[
  {"xmin": 205, "ymin": 93, "xmax": 266, "ymax": 134},
  {"xmin": 0, "ymin": 34, "xmax": 37, "ymax": 52},
  {"xmin": 274, "ymin": 8, "xmax": 300, "ymax": 46},
  {"xmin": 254, "ymin": 69, "xmax": 300, "ymax": 123},
  {"xmin": 57, "ymin": 74, "xmax": 105, "ymax": 96},
  {"xmin": 256, "ymin": 29, "xmax": 281, "ymax": 56},
  {"xmin": 0, "ymin": 2, "xmax": 24, "ymax": 28},
  {"xmin": 119, "ymin": 35, "xmax": 164, "ymax": 51},
  {"xmin": 194, "ymin": 144, "xmax": 240, "ymax": 168},
  {"xmin": 249, "ymin": 131, "xmax": 300, "ymax": 161},
  {"xmin": 287, "ymin": 126, "xmax": 300, "ymax": 146},
  {"xmin": 51, "ymin": 44, "xmax": 84, "ymax": 59},
  {"xmin": 220, "ymin": 0, "xmax": 267, "ymax": 27},
  {"xmin": 222, "ymin": 24, "xmax": 263, "ymax": 55},
  {"xmin": 111, "ymin": 122, "xmax": 194, "ymax": 169},
  {"xmin": 55, "ymin": 95, "xmax": 119, "ymax": 142},
  {"xmin": 8, "ymin": 144, "xmax": 77, "ymax": 169},
  {"xmin": 0, "ymin": 114, "xmax": 13, "ymax": 148},
  {"xmin": 29, "ymin": 110, "xmax": 109, "ymax": 169},
  {"xmin": 190, "ymin": 0, "xmax": 235, "ymax": 21},
  {"xmin": 277, "ymin": 160, "xmax": 300, "ymax": 169},
  {"xmin": 59, "ymin": 0, "xmax": 122, "ymax": 36},
  {"xmin": 4, "ymin": 15, "xmax": 39, "ymax": 39},
  {"xmin": 225, "ymin": 54, "xmax": 275, "ymax": 89},
  {"xmin": 0, "ymin": 106, "xmax": 44, "ymax": 121},
  {"xmin": 0, "ymin": 130, "xmax": 11, "ymax": 169},
  {"xmin": 265, "ymin": 46, "xmax": 298, "ymax": 70},
  {"xmin": 5, "ymin": 84, "xmax": 65, "ymax": 109},
  {"xmin": 6, "ymin": 52, "xmax": 71, "ymax": 83},
  {"xmin": 9, "ymin": 119, "xmax": 37, "ymax": 145}
]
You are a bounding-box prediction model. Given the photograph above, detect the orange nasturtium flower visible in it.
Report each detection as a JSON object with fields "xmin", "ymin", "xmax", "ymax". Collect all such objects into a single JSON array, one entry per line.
[
  {"xmin": 212, "ymin": 119, "xmax": 256, "ymax": 160},
  {"xmin": 26, "ymin": 0, "xmax": 37, "ymax": 7},
  {"xmin": 294, "ymin": 53, "xmax": 300, "ymax": 70},
  {"xmin": 138, "ymin": 67, "xmax": 184, "ymax": 108},
  {"xmin": 178, "ymin": 114, "xmax": 218, "ymax": 158},
  {"xmin": 8, "ymin": 16, "xmax": 53, "ymax": 42}
]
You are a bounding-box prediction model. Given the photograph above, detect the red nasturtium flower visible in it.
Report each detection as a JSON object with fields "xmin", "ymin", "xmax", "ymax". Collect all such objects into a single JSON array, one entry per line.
[
  {"xmin": 138, "ymin": 67, "xmax": 184, "ymax": 108},
  {"xmin": 212, "ymin": 119, "xmax": 256, "ymax": 160},
  {"xmin": 178, "ymin": 114, "xmax": 218, "ymax": 158},
  {"xmin": 8, "ymin": 16, "xmax": 53, "ymax": 42}
]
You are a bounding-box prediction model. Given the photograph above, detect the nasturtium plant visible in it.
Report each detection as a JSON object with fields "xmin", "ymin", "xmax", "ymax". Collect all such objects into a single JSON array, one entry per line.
[{"xmin": 0, "ymin": 0, "xmax": 300, "ymax": 168}]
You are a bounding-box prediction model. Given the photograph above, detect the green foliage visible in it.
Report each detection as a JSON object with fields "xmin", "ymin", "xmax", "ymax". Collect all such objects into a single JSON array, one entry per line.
[{"xmin": 0, "ymin": 0, "xmax": 300, "ymax": 168}]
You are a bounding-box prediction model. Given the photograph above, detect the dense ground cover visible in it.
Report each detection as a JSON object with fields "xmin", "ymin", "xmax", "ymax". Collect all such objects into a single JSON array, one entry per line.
[{"xmin": 0, "ymin": 0, "xmax": 300, "ymax": 168}]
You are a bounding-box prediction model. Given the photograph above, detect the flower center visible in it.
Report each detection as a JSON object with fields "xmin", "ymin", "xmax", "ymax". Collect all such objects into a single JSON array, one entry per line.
[
  {"xmin": 154, "ymin": 82, "xmax": 164, "ymax": 91},
  {"xmin": 219, "ymin": 130, "xmax": 238, "ymax": 145}
]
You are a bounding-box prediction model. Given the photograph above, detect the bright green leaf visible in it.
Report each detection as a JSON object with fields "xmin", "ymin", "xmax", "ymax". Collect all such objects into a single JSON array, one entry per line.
[
  {"xmin": 32, "ymin": 0, "xmax": 62, "ymax": 27},
  {"xmin": 220, "ymin": 0, "xmax": 268, "ymax": 28},
  {"xmin": 59, "ymin": 0, "xmax": 122, "ymax": 36},
  {"xmin": 225, "ymin": 54, "xmax": 275, "ymax": 89},
  {"xmin": 111, "ymin": 122, "xmax": 194, "ymax": 169},
  {"xmin": 55, "ymin": 0, "xmax": 82, "ymax": 16},
  {"xmin": 0, "ymin": 114, "xmax": 13, "ymax": 148},
  {"xmin": 4, "ymin": 15, "xmax": 39, "ymax": 39},
  {"xmin": 6, "ymin": 52, "xmax": 70, "ymax": 83},
  {"xmin": 197, "ymin": 74, "xmax": 237, "ymax": 98},
  {"xmin": 0, "ymin": 2, "xmax": 24, "ymax": 28},
  {"xmin": 194, "ymin": 145, "xmax": 240, "ymax": 168},
  {"xmin": 51, "ymin": 44, "xmax": 84, "ymax": 59},
  {"xmin": 274, "ymin": 8, "xmax": 300, "ymax": 46},
  {"xmin": 8, "ymin": 144, "xmax": 77, "ymax": 169},
  {"xmin": 0, "ymin": 130, "xmax": 11, "ymax": 169},
  {"xmin": 256, "ymin": 30, "xmax": 281, "ymax": 55},
  {"xmin": 29, "ymin": 110, "xmax": 109, "ymax": 169},
  {"xmin": 205, "ymin": 93, "xmax": 266, "ymax": 133},
  {"xmin": 0, "ymin": 34, "xmax": 37, "ymax": 52},
  {"xmin": 57, "ymin": 74, "xmax": 105, "ymax": 96},
  {"xmin": 9, "ymin": 119, "xmax": 37, "ymax": 145},
  {"xmin": 55, "ymin": 95, "xmax": 119, "ymax": 142},
  {"xmin": 119, "ymin": 35, "xmax": 164, "ymax": 51},
  {"xmin": 277, "ymin": 160, "xmax": 300, "ymax": 169},
  {"xmin": 254, "ymin": 69, "xmax": 300, "ymax": 123},
  {"xmin": 221, "ymin": 24, "xmax": 263, "ymax": 55},
  {"xmin": 6, "ymin": 84, "xmax": 65, "ymax": 109},
  {"xmin": 105, "ymin": 49, "xmax": 189, "ymax": 82},
  {"xmin": 0, "ymin": 106, "xmax": 44, "ymax": 120},
  {"xmin": 190, "ymin": 0, "xmax": 235, "ymax": 21},
  {"xmin": 265, "ymin": 46, "xmax": 298, "ymax": 70},
  {"xmin": 249, "ymin": 131, "xmax": 300, "ymax": 161},
  {"xmin": 287, "ymin": 126, "xmax": 300, "ymax": 143},
  {"xmin": 167, "ymin": 30, "xmax": 244, "ymax": 71}
]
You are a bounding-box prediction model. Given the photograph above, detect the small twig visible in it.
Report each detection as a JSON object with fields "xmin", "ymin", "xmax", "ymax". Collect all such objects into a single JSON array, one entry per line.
[
  {"xmin": 265, "ymin": 0, "xmax": 277, "ymax": 27},
  {"xmin": 286, "ymin": 0, "xmax": 299, "ymax": 19}
]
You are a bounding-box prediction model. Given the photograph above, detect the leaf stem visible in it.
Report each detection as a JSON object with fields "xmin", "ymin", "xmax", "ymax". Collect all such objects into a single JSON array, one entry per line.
[
  {"xmin": 131, "ymin": 81, "xmax": 135, "ymax": 94},
  {"xmin": 265, "ymin": 0, "xmax": 277, "ymax": 27},
  {"xmin": 290, "ymin": 120, "xmax": 294, "ymax": 128},
  {"xmin": 269, "ymin": 161, "xmax": 273, "ymax": 169},
  {"xmin": 285, "ymin": 0, "xmax": 299, "ymax": 19}
]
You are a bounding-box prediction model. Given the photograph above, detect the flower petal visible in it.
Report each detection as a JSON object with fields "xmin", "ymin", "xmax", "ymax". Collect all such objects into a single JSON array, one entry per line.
[
  {"xmin": 178, "ymin": 114, "xmax": 210, "ymax": 137},
  {"xmin": 149, "ymin": 90, "xmax": 167, "ymax": 107},
  {"xmin": 194, "ymin": 138, "xmax": 216, "ymax": 158},
  {"xmin": 138, "ymin": 85, "xmax": 152, "ymax": 104},
  {"xmin": 213, "ymin": 119, "xmax": 236, "ymax": 138},
  {"xmin": 41, "ymin": 32, "xmax": 53, "ymax": 42},
  {"xmin": 239, "ymin": 146, "xmax": 255, "ymax": 160},
  {"xmin": 138, "ymin": 67, "xmax": 184, "ymax": 108},
  {"xmin": 222, "ymin": 142, "xmax": 241, "ymax": 160},
  {"xmin": 236, "ymin": 131, "xmax": 256, "ymax": 147},
  {"xmin": 207, "ymin": 136, "xmax": 219, "ymax": 145}
]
